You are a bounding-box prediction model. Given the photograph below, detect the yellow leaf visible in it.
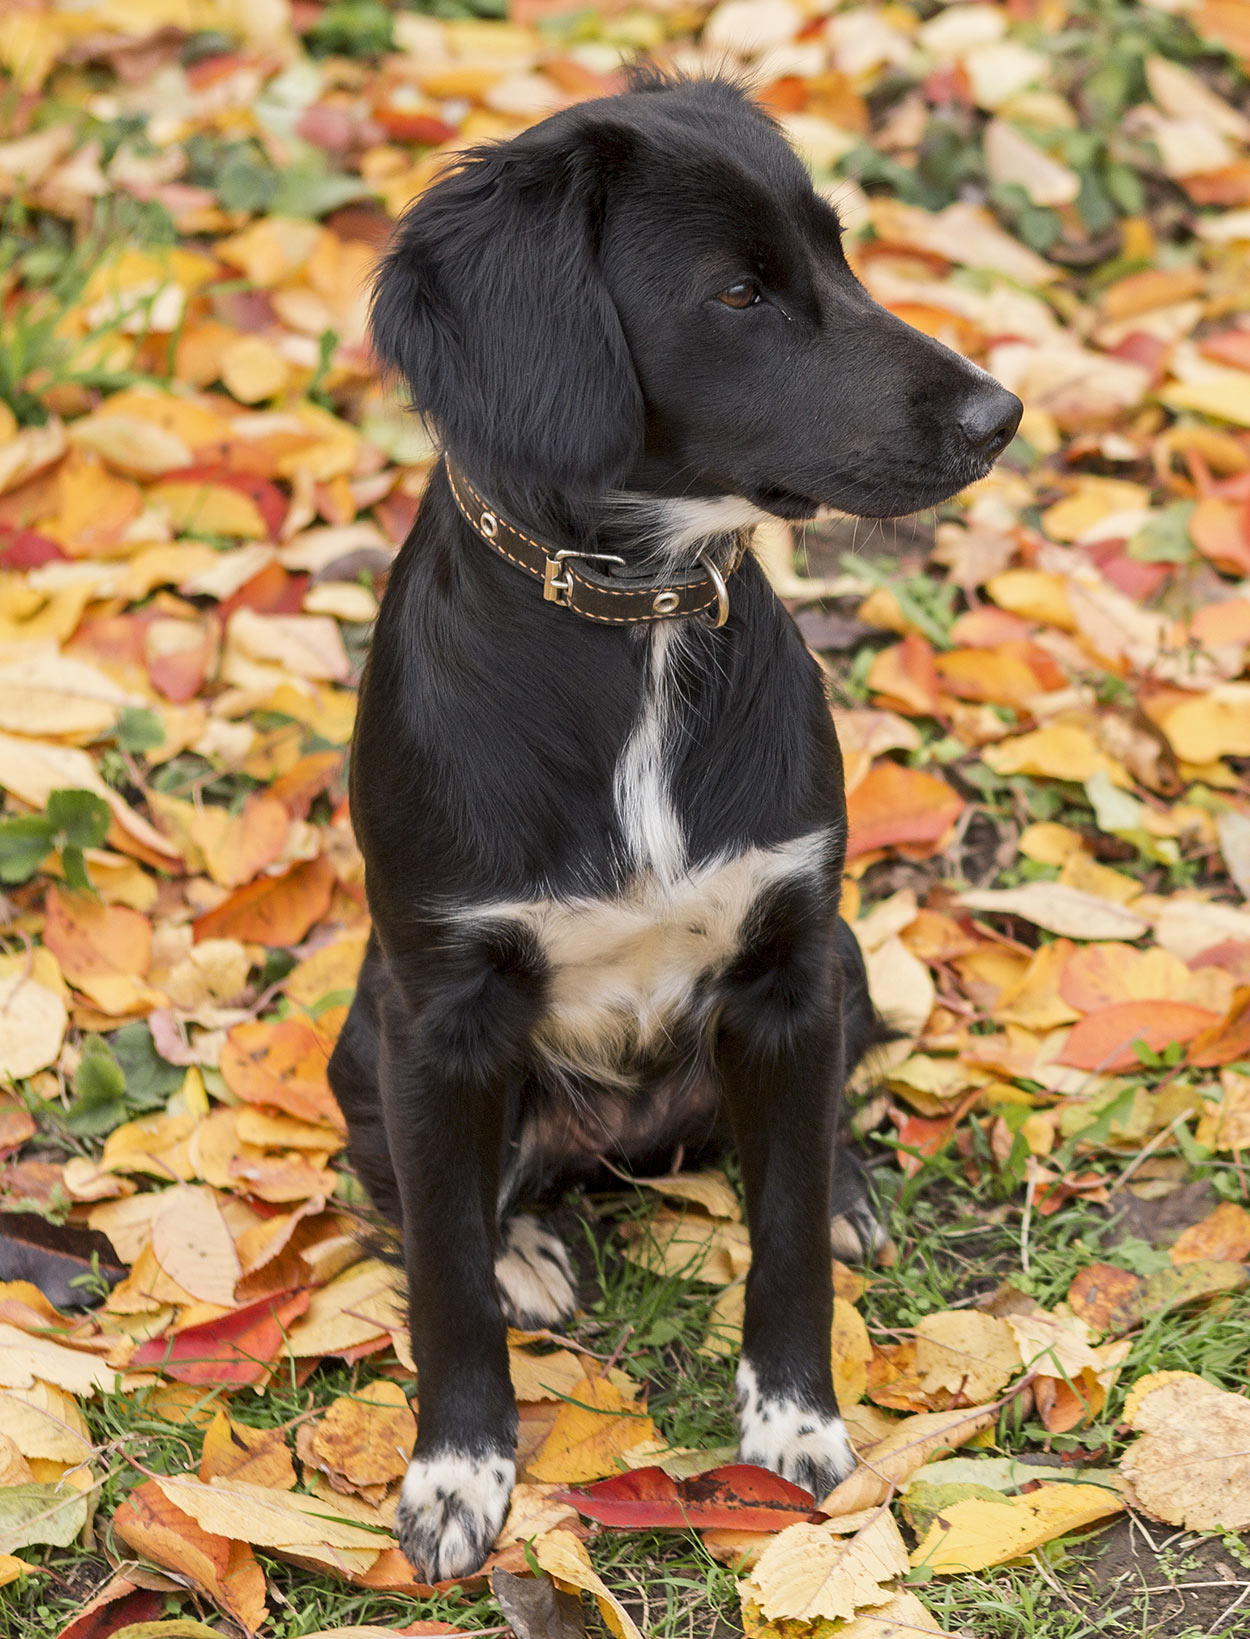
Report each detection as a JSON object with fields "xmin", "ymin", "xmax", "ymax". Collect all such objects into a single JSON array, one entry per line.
[
  {"xmin": 220, "ymin": 336, "xmax": 292, "ymax": 405},
  {"xmin": 285, "ymin": 1259, "xmax": 405, "ymax": 1362},
  {"xmin": 1120, "ymin": 1372, "xmax": 1250, "ymax": 1530},
  {"xmin": 632, "ymin": 1169, "xmax": 741, "ymax": 1221},
  {"xmin": 832, "ymin": 1297, "xmax": 873, "ymax": 1408},
  {"xmin": 309, "ymin": 1380, "xmax": 416, "ymax": 1489},
  {"xmin": 68, "ymin": 412, "xmax": 193, "ymax": 476},
  {"xmin": 534, "ymin": 1528, "xmax": 644, "ymax": 1639},
  {"xmin": 149, "ymin": 480, "xmax": 267, "ymax": 540},
  {"xmin": 153, "ymin": 1473, "xmax": 394, "ymax": 1551},
  {"xmin": 0, "ymin": 972, "xmax": 67, "ymax": 1080},
  {"xmin": 742, "ymin": 1588, "xmax": 950, "ymax": 1638},
  {"xmin": 910, "ymin": 1481, "xmax": 1123, "ymax": 1572},
  {"xmin": 957, "ymin": 884, "xmax": 1148, "ymax": 941},
  {"xmin": 0, "ymin": 1322, "xmax": 119, "ymax": 1396},
  {"xmin": 200, "ymin": 1409, "xmax": 297, "ymax": 1490},
  {"xmin": 528, "ymin": 1375, "xmax": 660, "ymax": 1484},
  {"xmin": 0, "ymin": 1554, "xmax": 39, "ymax": 1588},
  {"xmin": 151, "ymin": 1185, "xmax": 242, "ymax": 1306},
  {"xmin": 0, "ymin": 731, "xmax": 180, "ymax": 864},
  {"xmin": 0, "ymin": 650, "xmax": 141, "ymax": 738},
  {"xmin": 619, "ymin": 1208, "xmax": 751, "ymax": 1285},
  {"xmin": 821, "ymin": 1404, "xmax": 1001, "ymax": 1515},
  {"xmin": 741, "ymin": 1509, "xmax": 910, "ymax": 1623},
  {"xmin": 1162, "ymin": 373, "xmax": 1250, "ymax": 429},
  {"xmin": 982, "ymin": 725, "xmax": 1126, "ymax": 784},
  {"xmin": 285, "ymin": 931, "xmax": 368, "ymax": 1009},
  {"xmin": 913, "ymin": 1311, "xmax": 1022, "ymax": 1404},
  {"xmin": 985, "ymin": 568, "xmax": 1076, "ymax": 629},
  {"xmin": 0, "ymin": 1382, "xmax": 93, "ymax": 1463}
]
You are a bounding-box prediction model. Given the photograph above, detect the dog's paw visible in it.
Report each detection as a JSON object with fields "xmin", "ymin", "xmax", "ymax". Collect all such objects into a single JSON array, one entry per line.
[
  {"xmin": 736, "ymin": 1360, "xmax": 856, "ymax": 1503},
  {"xmin": 829, "ymin": 1201, "xmax": 888, "ymax": 1265},
  {"xmin": 396, "ymin": 1450, "xmax": 514, "ymax": 1583},
  {"xmin": 496, "ymin": 1215, "xmax": 577, "ymax": 1329}
]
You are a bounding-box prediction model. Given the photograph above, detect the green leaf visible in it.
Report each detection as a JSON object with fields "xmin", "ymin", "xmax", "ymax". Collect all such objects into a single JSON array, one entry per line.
[
  {"xmin": 46, "ymin": 788, "xmax": 111, "ymax": 850},
  {"xmin": 114, "ymin": 706, "xmax": 166, "ymax": 754},
  {"xmin": 1128, "ymin": 501, "xmax": 1195, "ymax": 564},
  {"xmin": 64, "ymin": 1037, "xmax": 128, "ymax": 1136},
  {"xmin": 0, "ymin": 814, "xmax": 55, "ymax": 884},
  {"xmin": 0, "ymin": 1482, "xmax": 89, "ymax": 1552},
  {"xmin": 110, "ymin": 1020, "xmax": 184, "ymax": 1111},
  {"xmin": 61, "ymin": 846, "xmax": 92, "ymax": 893}
]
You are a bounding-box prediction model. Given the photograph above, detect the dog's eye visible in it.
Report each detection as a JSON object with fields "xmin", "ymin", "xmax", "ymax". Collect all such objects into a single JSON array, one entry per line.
[{"xmin": 718, "ymin": 281, "xmax": 761, "ymax": 309}]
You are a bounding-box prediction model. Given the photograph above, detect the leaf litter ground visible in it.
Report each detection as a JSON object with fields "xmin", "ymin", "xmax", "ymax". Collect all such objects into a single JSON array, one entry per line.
[{"xmin": 3, "ymin": 1, "xmax": 1250, "ymax": 1636}]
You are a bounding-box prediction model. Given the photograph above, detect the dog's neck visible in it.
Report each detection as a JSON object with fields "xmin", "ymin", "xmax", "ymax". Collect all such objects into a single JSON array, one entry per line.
[{"xmin": 451, "ymin": 466, "xmax": 769, "ymax": 579}]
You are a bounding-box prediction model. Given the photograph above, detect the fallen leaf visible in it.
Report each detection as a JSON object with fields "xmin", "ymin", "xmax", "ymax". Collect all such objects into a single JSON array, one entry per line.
[
  {"xmin": 112, "ymin": 1478, "xmax": 267, "ymax": 1632},
  {"xmin": 533, "ymin": 1528, "xmax": 644, "ymax": 1639},
  {"xmin": 151, "ymin": 1186, "xmax": 242, "ymax": 1306},
  {"xmin": 309, "ymin": 1379, "xmax": 416, "ymax": 1489},
  {"xmin": 1057, "ymin": 1000, "xmax": 1220, "ymax": 1070},
  {"xmin": 200, "ymin": 1410, "xmax": 297, "ymax": 1490},
  {"xmin": 740, "ymin": 1508, "xmax": 910, "ymax": 1623},
  {"xmin": 528, "ymin": 1376, "xmax": 661, "ymax": 1485},
  {"xmin": 556, "ymin": 1464, "xmax": 822, "ymax": 1532},
  {"xmin": 1121, "ymin": 1372, "xmax": 1250, "ymax": 1529},
  {"xmin": 1066, "ymin": 1265, "xmax": 1145, "ymax": 1336},
  {"xmin": 192, "ymin": 854, "xmax": 337, "ymax": 947},
  {"xmin": 957, "ymin": 885, "xmax": 1149, "ymax": 940},
  {"xmin": 821, "ymin": 1403, "xmax": 1001, "ymax": 1515},
  {"xmin": 1170, "ymin": 1200, "xmax": 1250, "ymax": 1264},
  {"xmin": 910, "ymin": 1480, "xmax": 1123, "ymax": 1572},
  {"xmin": 913, "ymin": 1310, "xmax": 1021, "ymax": 1404}
]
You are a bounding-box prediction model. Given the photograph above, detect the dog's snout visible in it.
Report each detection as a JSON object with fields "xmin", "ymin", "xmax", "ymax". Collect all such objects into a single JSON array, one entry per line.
[{"xmin": 956, "ymin": 381, "xmax": 1023, "ymax": 459}]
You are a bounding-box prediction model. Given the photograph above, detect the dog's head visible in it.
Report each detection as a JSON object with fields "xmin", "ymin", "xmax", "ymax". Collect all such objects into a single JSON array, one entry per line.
[{"xmin": 371, "ymin": 73, "xmax": 1021, "ymax": 524}]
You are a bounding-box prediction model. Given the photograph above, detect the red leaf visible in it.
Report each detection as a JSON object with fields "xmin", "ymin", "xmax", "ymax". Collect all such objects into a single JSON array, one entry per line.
[
  {"xmin": 555, "ymin": 1464, "xmax": 823, "ymax": 1531},
  {"xmin": 56, "ymin": 1579, "xmax": 164, "ymax": 1639},
  {"xmin": 130, "ymin": 1289, "xmax": 309, "ymax": 1385},
  {"xmin": 220, "ymin": 560, "xmax": 308, "ymax": 618},
  {"xmin": 0, "ymin": 526, "xmax": 67, "ymax": 569}
]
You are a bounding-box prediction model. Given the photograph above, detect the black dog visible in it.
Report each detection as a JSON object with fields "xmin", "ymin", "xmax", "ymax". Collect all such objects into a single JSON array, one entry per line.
[{"xmin": 330, "ymin": 69, "xmax": 1021, "ymax": 1582}]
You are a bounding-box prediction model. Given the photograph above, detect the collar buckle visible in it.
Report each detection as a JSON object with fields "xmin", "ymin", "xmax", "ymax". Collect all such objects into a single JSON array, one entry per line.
[{"xmin": 542, "ymin": 549, "xmax": 626, "ymax": 607}]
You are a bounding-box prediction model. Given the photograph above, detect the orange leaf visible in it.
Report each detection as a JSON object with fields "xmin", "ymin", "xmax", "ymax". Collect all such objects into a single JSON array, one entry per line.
[
  {"xmin": 42, "ymin": 886, "xmax": 150, "ymax": 985},
  {"xmin": 112, "ymin": 1478, "xmax": 267, "ymax": 1631},
  {"xmin": 192, "ymin": 854, "xmax": 335, "ymax": 946},
  {"xmin": 269, "ymin": 749, "xmax": 344, "ymax": 817},
  {"xmin": 192, "ymin": 793, "xmax": 291, "ymax": 890},
  {"xmin": 1170, "ymin": 1201, "xmax": 1250, "ymax": 1265},
  {"xmin": 1066, "ymin": 1264, "xmax": 1145, "ymax": 1336},
  {"xmin": 144, "ymin": 615, "xmax": 218, "ymax": 703},
  {"xmin": 1190, "ymin": 987, "xmax": 1250, "ymax": 1067},
  {"xmin": 846, "ymin": 760, "xmax": 963, "ymax": 860},
  {"xmin": 1057, "ymin": 1001, "xmax": 1220, "ymax": 1070},
  {"xmin": 220, "ymin": 1015, "xmax": 345, "ymax": 1130},
  {"xmin": 1190, "ymin": 496, "xmax": 1250, "ymax": 576},
  {"xmin": 866, "ymin": 632, "xmax": 940, "ymax": 716}
]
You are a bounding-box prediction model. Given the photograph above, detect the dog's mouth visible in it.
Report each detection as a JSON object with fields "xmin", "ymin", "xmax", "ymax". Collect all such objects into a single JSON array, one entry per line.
[{"xmin": 749, "ymin": 454, "xmax": 1004, "ymax": 523}]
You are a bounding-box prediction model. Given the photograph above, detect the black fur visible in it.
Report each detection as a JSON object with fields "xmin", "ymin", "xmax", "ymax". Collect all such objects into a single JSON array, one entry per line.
[{"xmin": 332, "ymin": 71, "xmax": 1020, "ymax": 1582}]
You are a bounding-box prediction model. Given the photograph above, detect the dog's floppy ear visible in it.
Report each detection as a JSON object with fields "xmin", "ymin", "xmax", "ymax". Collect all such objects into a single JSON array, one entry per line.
[{"xmin": 370, "ymin": 121, "xmax": 643, "ymax": 502}]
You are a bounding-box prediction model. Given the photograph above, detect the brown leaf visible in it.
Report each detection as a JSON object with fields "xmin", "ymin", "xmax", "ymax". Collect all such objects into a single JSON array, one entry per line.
[{"xmin": 309, "ymin": 1380, "xmax": 416, "ymax": 1490}]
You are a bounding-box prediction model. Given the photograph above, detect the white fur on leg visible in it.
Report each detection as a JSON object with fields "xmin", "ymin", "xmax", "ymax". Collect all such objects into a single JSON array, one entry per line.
[
  {"xmin": 495, "ymin": 1215, "xmax": 577, "ymax": 1328},
  {"xmin": 397, "ymin": 1450, "xmax": 514, "ymax": 1583},
  {"xmin": 736, "ymin": 1358, "xmax": 856, "ymax": 1502}
]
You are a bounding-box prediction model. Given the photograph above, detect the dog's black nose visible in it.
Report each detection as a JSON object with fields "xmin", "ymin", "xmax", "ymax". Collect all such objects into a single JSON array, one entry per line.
[{"xmin": 957, "ymin": 382, "xmax": 1023, "ymax": 458}]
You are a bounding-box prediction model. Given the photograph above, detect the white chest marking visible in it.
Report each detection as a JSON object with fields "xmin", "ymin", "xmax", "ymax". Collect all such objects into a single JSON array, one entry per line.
[
  {"xmin": 614, "ymin": 621, "xmax": 685, "ymax": 883},
  {"xmin": 461, "ymin": 829, "xmax": 831, "ymax": 1084}
]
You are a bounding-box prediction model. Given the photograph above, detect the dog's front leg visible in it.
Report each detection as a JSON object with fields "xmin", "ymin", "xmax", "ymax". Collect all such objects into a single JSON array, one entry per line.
[
  {"xmin": 378, "ymin": 973, "xmax": 526, "ymax": 1584},
  {"xmin": 717, "ymin": 912, "xmax": 856, "ymax": 1503}
]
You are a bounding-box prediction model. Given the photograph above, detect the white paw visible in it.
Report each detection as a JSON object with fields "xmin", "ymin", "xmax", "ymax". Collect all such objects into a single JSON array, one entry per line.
[
  {"xmin": 495, "ymin": 1215, "xmax": 576, "ymax": 1328},
  {"xmin": 396, "ymin": 1450, "xmax": 514, "ymax": 1582},
  {"xmin": 736, "ymin": 1359, "xmax": 856, "ymax": 1501},
  {"xmin": 830, "ymin": 1203, "xmax": 888, "ymax": 1264}
]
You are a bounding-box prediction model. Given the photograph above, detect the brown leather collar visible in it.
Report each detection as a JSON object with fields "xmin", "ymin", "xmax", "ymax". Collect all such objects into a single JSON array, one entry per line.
[{"xmin": 445, "ymin": 459, "xmax": 746, "ymax": 627}]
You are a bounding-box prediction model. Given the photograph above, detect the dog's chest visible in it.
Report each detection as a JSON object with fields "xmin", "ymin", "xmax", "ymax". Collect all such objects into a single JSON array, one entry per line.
[{"xmin": 479, "ymin": 832, "xmax": 828, "ymax": 1080}]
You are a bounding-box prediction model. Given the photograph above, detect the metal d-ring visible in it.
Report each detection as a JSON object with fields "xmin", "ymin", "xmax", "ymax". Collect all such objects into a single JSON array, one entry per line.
[{"xmin": 698, "ymin": 550, "xmax": 730, "ymax": 628}]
